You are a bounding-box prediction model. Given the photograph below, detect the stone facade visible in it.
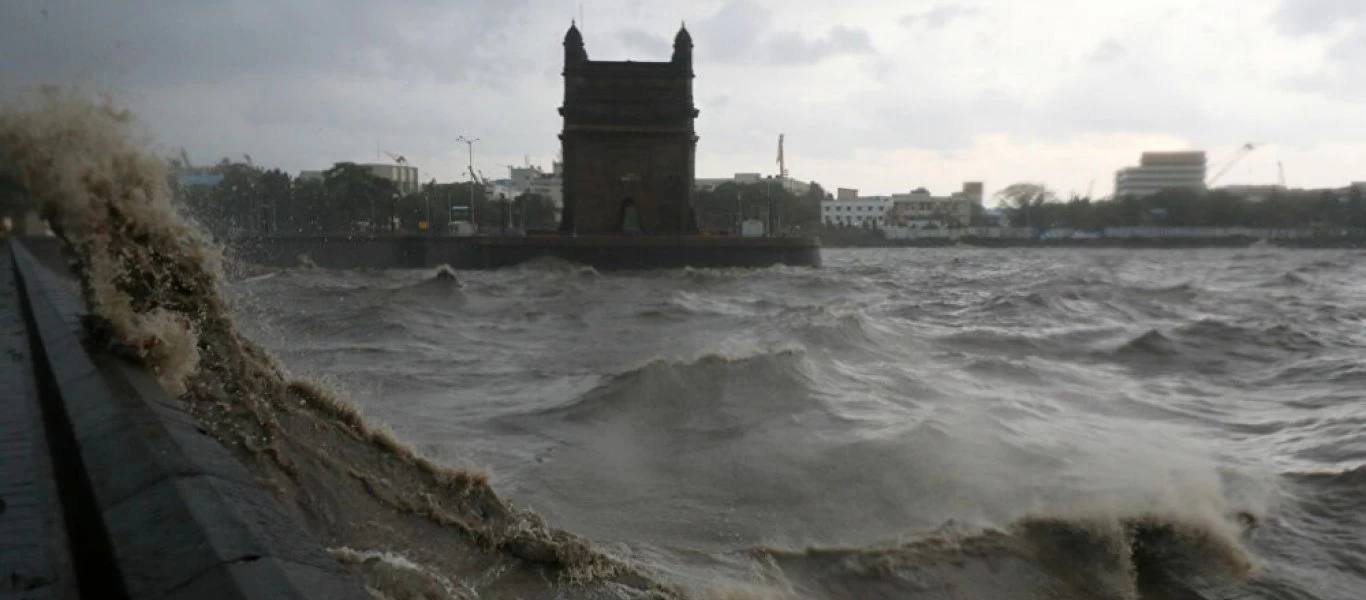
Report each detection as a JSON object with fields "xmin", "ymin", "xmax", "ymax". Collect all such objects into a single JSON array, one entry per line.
[{"xmin": 558, "ymin": 22, "xmax": 700, "ymax": 234}]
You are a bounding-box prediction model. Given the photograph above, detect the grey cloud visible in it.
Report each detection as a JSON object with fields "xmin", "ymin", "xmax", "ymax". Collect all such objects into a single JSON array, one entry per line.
[
  {"xmin": 1088, "ymin": 39, "xmax": 1127, "ymax": 63},
  {"xmin": 698, "ymin": 0, "xmax": 772, "ymax": 61},
  {"xmin": 900, "ymin": 4, "xmax": 982, "ymax": 29},
  {"xmin": 787, "ymin": 41, "xmax": 1224, "ymax": 161},
  {"xmin": 616, "ymin": 29, "xmax": 671, "ymax": 56},
  {"xmin": 687, "ymin": 1, "xmax": 868, "ymax": 67},
  {"xmin": 0, "ymin": 0, "xmax": 530, "ymax": 89},
  {"xmin": 0, "ymin": 0, "xmax": 552, "ymax": 180},
  {"xmin": 1274, "ymin": 0, "xmax": 1366, "ymax": 36},
  {"xmin": 767, "ymin": 25, "xmax": 873, "ymax": 65},
  {"xmin": 1288, "ymin": 27, "xmax": 1366, "ymax": 100}
]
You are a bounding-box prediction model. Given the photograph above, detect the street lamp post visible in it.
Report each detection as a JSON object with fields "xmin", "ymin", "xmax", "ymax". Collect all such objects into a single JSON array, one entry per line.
[{"xmin": 457, "ymin": 136, "xmax": 479, "ymax": 233}]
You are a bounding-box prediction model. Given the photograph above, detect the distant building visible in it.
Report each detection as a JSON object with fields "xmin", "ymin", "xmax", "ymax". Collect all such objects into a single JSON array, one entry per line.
[
  {"xmin": 821, "ymin": 195, "xmax": 893, "ymax": 228},
  {"xmin": 508, "ymin": 165, "xmax": 544, "ymax": 190},
  {"xmin": 502, "ymin": 161, "xmax": 564, "ymax": 211},
  {"xmin": 695, "ymin": 172, "xmax": 812, "ymax": 195},
  {"xmin": 173, "ymin": 172, "xmax": 224, "ymax": 187},
  {"xmin": 1216, "ymin": 184, "xmax": 1286, "ymax": 203},
  {"xmin": 778, "ymin": 177, "xmax": 811, "ymax": 195},
  {"xmin": 297, "ymin": 162, "xmax": 421, "ymax": 195},
  {"xmin": 888, "ymin": 182, "xmax": 981, "ymax": 228},
  {"xmin": 1115, "ymin": 151, "xmax": 1206, "ymax": 199},
  {"xmin": 961, "ymin": 182, "xmax": 984, "ymax": 203},
  {"xmin": 696, "ymin": 173, "xmax": 771, "ymax": 188},
  {"xmin": 361, "ymin": 163, "xmax": 420, "ymax": 195},
  {"xmin": 821, "ymin": 182, "xmax": 982, "ymax": 229},
  {"xmin": 528, "ymin": 174, "xmax": 563, "ymax": 210}
]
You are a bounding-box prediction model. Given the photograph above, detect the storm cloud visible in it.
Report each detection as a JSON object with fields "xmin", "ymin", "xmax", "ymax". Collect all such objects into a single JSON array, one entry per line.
[{"xmin": 2, "ymin": 0, "xmax": 1363, "ymax": 197}]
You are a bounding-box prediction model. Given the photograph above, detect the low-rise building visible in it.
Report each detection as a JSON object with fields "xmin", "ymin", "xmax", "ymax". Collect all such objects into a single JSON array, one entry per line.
[
  {"xmin": 821, "ymin": 195, "xmax": 893, "ymax": 228},
  {"xmin": 889, "ymin": 182, "xmax": 981, "ymax": 228}
]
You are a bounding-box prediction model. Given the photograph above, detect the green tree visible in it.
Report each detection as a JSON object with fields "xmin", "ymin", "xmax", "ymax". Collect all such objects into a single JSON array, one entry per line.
[
  {"xmin": 995, "ymin": 183, "xmax": 1054, "ymax": 227},
  {"xmin": 258, "ymin": 168, "xmax": 290, "ymax": 234},
  {"xmin": 283, "ymin": 177, "xmax": 327, "ymax": 234},
  {"xmin": 323, "ymin": 162, "xmax": 398, "ymax": 233},
  {"xmin": 513, "ymin": 192, "xmax": 558, "ymax": 231}
]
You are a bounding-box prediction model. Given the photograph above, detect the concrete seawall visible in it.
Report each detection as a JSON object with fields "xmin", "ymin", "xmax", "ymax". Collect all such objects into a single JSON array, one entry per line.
[
  {"xmin": 228, "ymin": 234, "xmax": 823, "ymax": 270},
  {"xmin": 1, "ymin": 239, "xmax": 368, "ymax": 599}
]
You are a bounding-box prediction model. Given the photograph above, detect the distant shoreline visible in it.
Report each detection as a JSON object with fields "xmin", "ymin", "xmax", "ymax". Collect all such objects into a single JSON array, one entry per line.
[{"xmin": 819, "ymin": 236, "xmax": 1366, "ymax": 250}]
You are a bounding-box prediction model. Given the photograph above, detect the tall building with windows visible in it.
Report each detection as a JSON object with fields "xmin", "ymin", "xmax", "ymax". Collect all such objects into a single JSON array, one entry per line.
[{"xmin": 1114, "ymin": 151, "xmax": 1206, "ymax": 199}]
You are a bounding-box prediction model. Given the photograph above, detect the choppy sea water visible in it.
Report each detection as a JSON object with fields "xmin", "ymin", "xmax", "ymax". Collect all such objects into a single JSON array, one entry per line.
[{"xmin": 225, "ymin": 247, "xmax": 1366, "ymax": 599}]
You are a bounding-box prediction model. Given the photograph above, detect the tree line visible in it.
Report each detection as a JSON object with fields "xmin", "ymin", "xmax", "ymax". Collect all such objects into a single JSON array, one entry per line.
[
  {"xmin": 171, "ymin": 159, "xmax": 558, "ymax": 239},
  {"xmin": 994, "ymin": 183, "xmax": 1366, "ymax": 231},
  {"xmin": 171, "ymin": 159, "xmax": 835, "ymax": 238},
  {"xmin": 691, "ymin": 178, "xmax": 829, "ymax": 234}
]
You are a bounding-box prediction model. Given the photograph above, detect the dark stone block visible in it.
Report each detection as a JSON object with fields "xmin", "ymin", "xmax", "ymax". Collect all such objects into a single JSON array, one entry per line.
[
  {"xmin": 101, "ymin": 474, "xmax": 350, "ymax": 599},
  {"xmin": 165, "ymin": 557, "xmax": 370, "ymax": 600},
  {"xmin": 9, "ymin": 242, "xmax": 367, "ymax": 599}
]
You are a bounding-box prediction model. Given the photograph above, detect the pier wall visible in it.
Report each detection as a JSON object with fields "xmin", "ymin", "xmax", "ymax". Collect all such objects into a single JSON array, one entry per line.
[
  {"xmin": 228, "ymin": 234, "xmax": 823, "ymax": 270},
  {"xmin": 1, "ymin": 240, "xmax": 368, "ymax": 599}
]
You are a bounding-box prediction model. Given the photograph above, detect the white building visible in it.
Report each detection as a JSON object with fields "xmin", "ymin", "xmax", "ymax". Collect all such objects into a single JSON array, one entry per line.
[
  {"xmin": 695, "ymin": 172, "xmax": 762, "ymax": 190},
  {"xmin": 528, "ymin": 177, "xmax": 563, "ymax": 209},
  {"xmin": 821, "ymin": 195, "xmax": 893, "ymax": 228},
  {"xmin": 1115, "ymin": 151, "xmax": 1206, "ymax": 199},
  {"xmin": 499, "ymin": 161, "xmax": 563, "ymax": 214}
]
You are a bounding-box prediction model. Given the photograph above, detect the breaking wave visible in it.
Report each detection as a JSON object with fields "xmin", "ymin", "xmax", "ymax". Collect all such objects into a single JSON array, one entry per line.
[
  {"xmin": 10, "ymin": 91, "xmax": 1362, "ymax": 600},
  {"xmin": 748, "ymin": 508, "xmax": 1257, "ymax": 600},
  {"xmin": 1, "ymin": 89, "xmax": 674, "ymax": 598}
]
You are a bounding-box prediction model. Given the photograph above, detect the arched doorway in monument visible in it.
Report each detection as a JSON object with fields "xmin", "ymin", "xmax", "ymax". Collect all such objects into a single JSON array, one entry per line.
[{"xmin": 619, "ymin": 197, "xmax": 641, "ymax": 234}]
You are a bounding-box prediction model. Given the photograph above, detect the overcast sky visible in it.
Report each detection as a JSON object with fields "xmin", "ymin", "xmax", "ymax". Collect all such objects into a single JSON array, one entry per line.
[{"xmin": 4, "ymin": 0, "xmax": 1364, "ymax": 198}]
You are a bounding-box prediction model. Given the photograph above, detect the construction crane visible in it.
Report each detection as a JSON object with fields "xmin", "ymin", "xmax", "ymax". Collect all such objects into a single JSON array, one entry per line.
[
  {"xmin": 382, "ymin": 151, "xmax": 408, "ymax": 165},
  {"xmin": 468, "ymin": 167, "xmax": 491, "ymax": 186},
  {"xmin": 776, "ymin": 134, "xmax": 788, "ymax": 179},
  {"xmin": 1207, "ymin": 143, "xmax": 1256, "ymax": 186}
]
